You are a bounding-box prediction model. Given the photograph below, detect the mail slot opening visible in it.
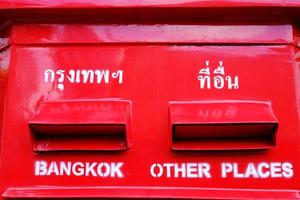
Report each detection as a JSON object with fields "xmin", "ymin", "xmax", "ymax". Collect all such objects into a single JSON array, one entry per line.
[
  {"xmin": 29, "ymin": 100, "xmax": 131, "ymax": 152},
  {"xmin": 170, "ymin": 101, "xmax": 278, "ymax": 151},
  {"xmin": 30, "ymin": 124, "xmax": 126, "ymax": 136},
  {"xmin": 172, "ymin": 123, "xmax": 277, "ymax": 151}
]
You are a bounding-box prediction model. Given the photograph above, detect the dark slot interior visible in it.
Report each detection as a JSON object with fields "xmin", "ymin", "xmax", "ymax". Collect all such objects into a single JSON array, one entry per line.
[
  {"xmin": 172, "ymin": 123, "xmax": 277, "ymax": 151},
  {"xmin": 29, "ymin": 123, "xmax": 128, "ymax": 152}
]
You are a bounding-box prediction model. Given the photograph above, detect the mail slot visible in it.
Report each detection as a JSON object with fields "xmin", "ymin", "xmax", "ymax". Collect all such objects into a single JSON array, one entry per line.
[
  {"xmin": 170, "ymin": 101, "xmax": 278, "ymax": 151},
  {"xmin": 29, "ymin": 100, "xmax": 131, "ymax": 151},
  {"xmin": 0, "ymin": 2, "xmax": 300, "ymax": 200}
]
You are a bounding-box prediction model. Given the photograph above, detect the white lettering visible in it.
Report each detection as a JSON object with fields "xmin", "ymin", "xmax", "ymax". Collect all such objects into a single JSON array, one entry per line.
[
  {"xmin": 282, "ymin": 162, "xmax": 293, "ymax": 178},
  {"xmin": 150, "ymin": 163, "xmax": 163, "ymax": 178},
  {"xmin": 44, "ymin": 69, "xmax": 123, "ymax": 91},
  {"xmin": 163, "ymin": 163, "xmax": 174, "ymax": 178},
  {"xmin": 35, "ymin": 161, "xmax": 47, "ymax": 176},
  {"xmin": 110, "ymin": 162, "xmax": 124, "ymax": 178},
  {"xmin": 257, "ymin": 162, "xmax": 270, "ymax": 178},
  {"xmin": 201, "ymin": 163, "xmax": 212, "ymax": 178},
  {"xmin": 221, "ymin": 163, "xmax": 233, "ymax": 178},
  {"xmin": 72, "ymin": 162, "xmax": 85, "ymax": 176},
  {"xmin": 198, "ymin": 60, "xmax": 239, "ymax": 90},
  {"xmin": 60, "ymin": 162, "xmax": 71, "ymax": 176},
  {"xmin": 85, "ymin": 162, "xmax": 97, "ymax": 177},
  {"xmin": 174, "ymin": 163, "xmax": 186, "ymax": 178},
  {"xmin": 221, "ymin": 162, "xmax": 294, "ymax": 179},
  {"xmin": 47, "ymin": 162, "xmax": 59, "ymax": 176},
  {"xmin": 150, "ymin": 163, "xmax": 211, "ymax": 178},
  {"xmin": 187, "ymin": 163, "xmax": 198, "ymax": 178},
  {"xmin": 35, "ymin": 161, "xmax": 124, "ymax": 178},
  {"xmin": 244, "ymin": 163, "xmax": 259, "ymax": 178},
  {"xmin": 270, "ymin": 162, "xmax": 282, "ymax": 178}
]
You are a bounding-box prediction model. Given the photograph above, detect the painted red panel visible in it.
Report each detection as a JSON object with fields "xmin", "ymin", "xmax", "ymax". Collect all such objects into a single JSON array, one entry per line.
[
  {"xmin": 0, "ymin": 24, "xmax": 299, "ymax": 199},
  {"xmin": 3, "ymin": 187, "xmax": 300, "ymax": 199},
  {"xmin": 0, "ymin": 0, "xmax": 300, "ymax": 9},
  {"xmin": 11, "ymin": 25, "xmax": 292, "ymax": 45}
]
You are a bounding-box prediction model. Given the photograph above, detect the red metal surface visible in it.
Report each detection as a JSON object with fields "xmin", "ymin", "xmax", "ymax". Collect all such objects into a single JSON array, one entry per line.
[
  {"xmin": 3, "ymin": 187, "xmax": 300, "ymax": 199},
  {"xmin": 0, "ymin": 1, "xmax": 300, "ymax": 199},
  {"xmin": 0, "ymin": 0, "xmax": 300, "ymax": 9},
  {"xmin": 1, "ymin": 24, "xmax": 299, "ymax": 198},
  {"xmin": 11, "ymin": 24, "xmax": 292, "ymax": 45}
]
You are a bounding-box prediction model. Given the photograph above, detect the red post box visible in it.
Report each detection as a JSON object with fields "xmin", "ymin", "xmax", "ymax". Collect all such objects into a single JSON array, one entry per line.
[{"xmin": 0, "ymin": 1, "xmax": 300, "ymax": 199}]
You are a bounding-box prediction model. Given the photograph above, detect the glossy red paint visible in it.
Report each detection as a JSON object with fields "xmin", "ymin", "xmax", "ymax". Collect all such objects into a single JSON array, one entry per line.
[
  {"xmin": 0, "ymin": 1, "xmax": 300, "ymax": 200},
  {"xmin": 0, "ymin": 0, "xmax": 300, "ymax": 9},
  {"xmin": 3, "ymin": 187, "xmax": 300, "ymax": 199},
  {"xmin": 11, "ymin": 24, "xmax": 293, "ymax": 45}
]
